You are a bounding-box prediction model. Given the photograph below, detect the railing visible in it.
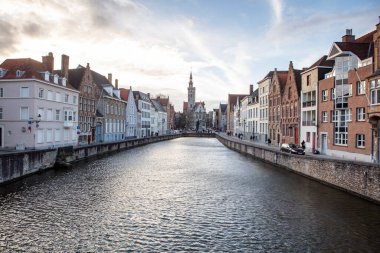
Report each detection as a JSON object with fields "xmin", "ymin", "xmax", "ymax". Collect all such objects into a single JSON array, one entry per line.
[
  {"xmin": 302, "ymin": 100, "xmax": 316, "ymax": 108},
  {"xmin": 302, "ymin": 120, "xmax": 316, "ymax": 126}
]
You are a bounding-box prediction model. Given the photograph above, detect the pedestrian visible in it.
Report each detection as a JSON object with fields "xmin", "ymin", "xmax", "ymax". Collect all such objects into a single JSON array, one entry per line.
[
  {"xmin": 267, "ymin": 138, "xmax": 271, "ymax": 145},
  {"xmin": 301, "ymin": 140, "xmax": 306, "ymax": 150}
]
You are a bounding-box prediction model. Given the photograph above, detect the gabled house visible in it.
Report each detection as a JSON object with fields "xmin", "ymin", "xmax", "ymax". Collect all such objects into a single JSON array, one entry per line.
[
  {"xmin": 120, "ymin": 86, "xmax": 137, "ymax": 138},
  {"xmin": 281, "ymin": 61, "xmax": 302, "ymax": 145},
  {"xmin": 151, "ymin": 99, "xmax": 167, "ymax": 135},
  {"xmin": 218, "ymin": 103, "xmax": 227, "ymax": 132},
  {"xmin": 93, "ymin": 73, "xmax": 126, "ymax": 142},
  {"xmin": 133, "ymin": 91, "xmax": 152, "ymax": 137},
  {"xmin": 67, "ymin": 63, "xmax": 99, "ymax": 144},
  {"xmin": 268, "ymin": 68, "xmax": 288, "ymax": 145},
  {"xmin": 0, "ymin": 52, "xmax": 79, "ymax": 149}
]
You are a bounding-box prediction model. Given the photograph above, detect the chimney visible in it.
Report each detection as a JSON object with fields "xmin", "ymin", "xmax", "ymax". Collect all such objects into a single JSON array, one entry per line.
[
  {"xmin": 108, "ymin": 73, "xmax": 112, "ymax": 84},
  {"xmin": 342, "ymin": 29, "xmax": 355, "ymax": 42},
  {"xmin": 61, "ymin": 54, "xmax": 69, "ymax": 79},
  {"xmin": 249, "ymin": 84, "xmax": 253, "ymax": 94},
  {"xmin": 115, "ymin": 79, "xmax": 118, "ymax": 89},
  {"xmin": 42, "ymin": 52, "xmax": 54, "ymax": 73}
]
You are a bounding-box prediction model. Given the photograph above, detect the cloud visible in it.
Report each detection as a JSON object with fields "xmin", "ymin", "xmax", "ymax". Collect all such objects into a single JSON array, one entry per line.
[
  {"xmin": 0, "ymin": 17, "xmax": 18, "ymax": 54},
  {"xmin": 269, "ymin": 0, "xmax": 283, "ymax": 24}
]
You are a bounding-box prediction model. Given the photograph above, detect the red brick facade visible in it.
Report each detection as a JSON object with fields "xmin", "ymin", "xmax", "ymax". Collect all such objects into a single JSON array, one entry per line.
[{"xmin": 281, "ymin": 62, "xmax": 302, "ymax": 145}]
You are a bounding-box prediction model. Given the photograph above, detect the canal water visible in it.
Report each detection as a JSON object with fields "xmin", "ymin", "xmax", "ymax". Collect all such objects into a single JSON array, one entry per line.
[{"xmin": 0, "ymin": 138, "xmax": 379, "ymax": 252}]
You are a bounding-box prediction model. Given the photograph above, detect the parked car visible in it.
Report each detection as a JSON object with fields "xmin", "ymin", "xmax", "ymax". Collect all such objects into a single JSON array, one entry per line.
[{"xmin": 280, "ymin": 143, "xmax": 305, "ymax": 155}]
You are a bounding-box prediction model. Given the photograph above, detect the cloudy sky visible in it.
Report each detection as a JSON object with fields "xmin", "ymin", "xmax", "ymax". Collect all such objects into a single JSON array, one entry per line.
[{"xmin": 1, "ymin": 0, "xmax": 379, "ymax": 111}]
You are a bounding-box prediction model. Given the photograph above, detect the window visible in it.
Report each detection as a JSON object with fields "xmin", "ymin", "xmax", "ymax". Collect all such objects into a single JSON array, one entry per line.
[
  {"xmin": 288, "ymin": 87, "xmax": 291, "ymax": 99},
  {"xmin": 73, "ymin": 96, "xmax": 77, "ymax": 104},
  {"xmin": 38, "ymin": 88, "xmax": 44, "ymax": 98},
  {"xmin": 357, "ymin": 81, "xmax": 366, "ymax": 95},
  {"xmin": 20, "ymin": 87, "xmax": 29, "ymax": 97},
  {"xmin": 370, "ymin": 79, "xmax": 380, "ymax": 105},
  {"xmin": 331, "ymin": 88, "xmax": 335, "ymax": 100},
  {"xmin": 306, "ymin": 75, "xmax": 311, "ymax": 86},
  {"xmin": 55, "ymin": 110, "xmax": 60, "ymax": 121},
  {"xmin": 64, "ymin": 129, "xmax": 69, "ymax": 141},
  {"xmin": 47, "ymin": 109, "xmax": 53, "ymax": 121},
  {"xmin": 48, "ymin": 90, "xmax": 54, "ymax": 100},
  {"xmin": 356, "ymin": 134, "xmax": 365, "ymax": 148},
  {"xmin": 46, "ymin": 129, "xmax": 52, "ymax": 142},
  {"xmin": 0, "ymin": 87, "xmax": 3, "ymax": 97},
  {"xmin": 0, "ymin": 108, "xmax": 3, "ymax": 119},
  {"xmin": 16, "ymin": 70, "xmax": 24, "ymax": 77},
  {"xmin": 37, "ymin": 129, "xmax": 44, "ymax": 143},
  {"xmin": 356, "ymin": 107, "xmax": 365, "ymax": 121},
  {"xmin": 306, "ymin": 132, "xmax": 310, "ymax": 142},
  {"xmin": 322, "ymin": 111, "xmax": 327, "ymax": 122},
  {"xmin": 322, "ymin": 90, "xmax": 328, "ymax": 101},
  {"xmin": 55, "ymin": 129, "xmax": 61, "ymax": 142},
  {"xmin": 38, "ymin": 108, "xmax": 44, "ymax": 120},
  {"xmin": 56, "ymin": 92, "xmax": 61, "ymax": 102},
  {"xmin": 20, "ymin": 107, "xmax": 29, "ymax": 120},
  {"xmin": 65, "ymin": 94, "xmax": 69, "ymax": 103}
]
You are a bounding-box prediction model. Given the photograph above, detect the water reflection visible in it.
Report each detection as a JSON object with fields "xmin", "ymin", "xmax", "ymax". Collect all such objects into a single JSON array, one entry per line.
[{"xmin": 0, "ymin": 138, "xmax": 379, "ymax": 252}]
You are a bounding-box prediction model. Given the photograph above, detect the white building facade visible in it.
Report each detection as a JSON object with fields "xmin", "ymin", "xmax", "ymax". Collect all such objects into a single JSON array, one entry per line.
[
  {"xmin": 0, "ymin": 59, "xmax": 79, "ymax": 149},
  {"xmin": 257, "ymin": 72, "xmax": 272, "ymax": 143}
]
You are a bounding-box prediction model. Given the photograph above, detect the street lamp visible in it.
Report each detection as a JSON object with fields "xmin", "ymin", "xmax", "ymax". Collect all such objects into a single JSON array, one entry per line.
[{"xmin": 28, "ymin": 114, "xmax": 41, "ymax": 132}]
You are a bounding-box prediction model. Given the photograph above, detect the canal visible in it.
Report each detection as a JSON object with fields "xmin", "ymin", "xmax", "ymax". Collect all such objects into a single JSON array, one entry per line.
[{"xmin": 0, "ymin": 138, "xmax": 379, "ymax": 252}]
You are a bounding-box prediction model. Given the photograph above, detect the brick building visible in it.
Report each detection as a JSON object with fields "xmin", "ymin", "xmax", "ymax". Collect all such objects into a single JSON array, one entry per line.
[
  {"xmin": 281, "ymin": 61, "xmax": 302, "ymax": 145},
  {"xmin": 268, "ymin": 69, "xmax": 288, "ymax": 145},
  {"xmin": 318, "ymin": 26, "xmax": 374, "ymax": 162}
]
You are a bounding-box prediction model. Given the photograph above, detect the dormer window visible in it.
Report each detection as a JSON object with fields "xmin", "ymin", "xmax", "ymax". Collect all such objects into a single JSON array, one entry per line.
[
  {"xmin": 53, "ymin": 74, "xmax": 59, "ymax": 84},
  {"xmin": 16, "ymin": 70, "xmax": 24, "ymax": 78},
  {"xmin": 41, "ymin": 71, "xmax": 50, "ymax": 81},
  {"xmin": 60, "ymin": 77, "xmax": 67, "ymax": 86},
  {"xmin": 0, "ymin": 68, "xmax": 7, "ymax": 78}
]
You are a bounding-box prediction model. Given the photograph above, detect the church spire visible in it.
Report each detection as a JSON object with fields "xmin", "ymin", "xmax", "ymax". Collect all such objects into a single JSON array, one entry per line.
[{"xmin": 189, "ymin": 71, "xmax": 193, "ymax": 87}]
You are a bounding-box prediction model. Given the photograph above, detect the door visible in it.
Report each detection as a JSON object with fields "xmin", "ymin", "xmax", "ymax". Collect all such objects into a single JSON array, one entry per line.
[
  {"xmin": 321, "ymin": 134, "xmax": 327, "ymax": 154},
  {"xmin": 312, "ymin": 132, "xmax": 316, "ymax": 152},
  {"xmin": 294, "ymin": 127, "xmax": 299, "ymax": 144}
]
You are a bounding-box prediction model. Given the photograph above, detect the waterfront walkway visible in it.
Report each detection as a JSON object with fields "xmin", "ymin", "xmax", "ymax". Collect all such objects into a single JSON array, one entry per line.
[{"xmin": 219, "ymin": 133, "xmax": 376, "ymax": 165}]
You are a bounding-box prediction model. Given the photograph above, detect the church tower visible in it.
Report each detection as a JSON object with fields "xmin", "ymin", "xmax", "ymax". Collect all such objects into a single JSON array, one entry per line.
[{"xmin": 187, "ymin": 71, "xmax": 196, "ymax": 110}]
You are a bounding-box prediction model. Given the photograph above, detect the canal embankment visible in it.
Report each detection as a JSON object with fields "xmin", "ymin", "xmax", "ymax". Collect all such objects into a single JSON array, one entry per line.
[
  {"xmin": 0, "ymin": 134, "xmax": 180, "ymax": 185},
  {"xmin": 216, "ymin": 134, "xmax": 380, "ymax": 204}
]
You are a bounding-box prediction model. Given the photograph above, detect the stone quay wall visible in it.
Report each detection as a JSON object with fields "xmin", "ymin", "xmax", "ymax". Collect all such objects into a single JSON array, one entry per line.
[
  {"xmin": 0, "ymin": 134, "xmax": 181, "ymax": 185},
  {"xmin": 0, "ymin": 149, "xmax": 58, "ymax": 184},
  {"xmin": 216, "ymin": 134, "xmax": 380, "ymax": 204}
]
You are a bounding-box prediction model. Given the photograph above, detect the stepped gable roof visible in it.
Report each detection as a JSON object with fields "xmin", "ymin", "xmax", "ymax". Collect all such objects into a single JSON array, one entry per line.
[
  {"xmin": 276, "ymin": 71, "xmax": 288, "ymax": 90},
  {"xmin": 293, "ymin": 69, "xmax": 303, "ymax": 93},
  {"xmin": 67, "ymin": 66, "xmax": 86, "ymax": 90},
  {"xmin": 227, "ymin": 94, "xmax": 248, "ymax": 112},
  {"xmin": 220, "ymin": 103, "xmax": 227, "ymax": 113},
  {"xmin": 0, "ymin": 58, "xmax": 75, "ymax": 89}
]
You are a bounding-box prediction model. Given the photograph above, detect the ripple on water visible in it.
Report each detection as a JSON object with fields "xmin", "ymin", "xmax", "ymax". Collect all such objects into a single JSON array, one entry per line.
[{"xmin": 0, "ymin": 138, "xmax": 379, "ymax": 252}]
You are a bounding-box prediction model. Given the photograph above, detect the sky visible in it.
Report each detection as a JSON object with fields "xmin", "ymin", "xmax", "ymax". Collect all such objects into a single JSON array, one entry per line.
[{"xmin": 1, "ymin": 0, "xmax": 379, "ymax": 111}]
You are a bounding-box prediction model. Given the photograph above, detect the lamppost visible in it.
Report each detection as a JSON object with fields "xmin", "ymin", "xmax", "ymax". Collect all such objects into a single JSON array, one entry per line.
[{"xmin": 28, "ymin": 114, "xmax": 42, "ymax": 132}]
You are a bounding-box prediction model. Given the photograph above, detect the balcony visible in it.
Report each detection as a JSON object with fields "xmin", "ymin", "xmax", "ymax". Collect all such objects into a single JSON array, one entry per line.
[
  {"xmin": 302, "ymin": 100, "xmax": 316, "ymax": 108},
  {"xmin": 302, "ymin": 120, "xmax": 316, "ymax": 126},
  {"xmin": 64, "ymin": 121, "xmax": 73, "ymax": 128}
]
